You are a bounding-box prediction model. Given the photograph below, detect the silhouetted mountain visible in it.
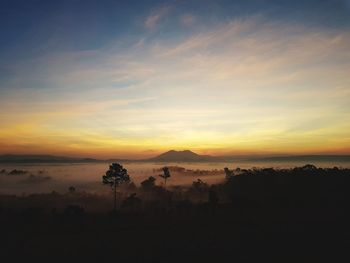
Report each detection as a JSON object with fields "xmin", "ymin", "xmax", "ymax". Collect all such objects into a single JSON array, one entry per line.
[
  {"xmin": 147, "ymin": 151, "xmax": 350, "ymax": 163},
  {"xmin": 1, "ymin": 153, "xmax": 349, "ymax": 164},
  {"xmin": 148, "ymin": 150, "xmax": 213, "ymax": 162}
]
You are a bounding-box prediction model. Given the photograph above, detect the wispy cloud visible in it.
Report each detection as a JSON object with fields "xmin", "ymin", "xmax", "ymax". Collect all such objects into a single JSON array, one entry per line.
[
  {"xmin": 145, "ymin": 5, "xmax": 172, "ymax": 30},
  {"xmin": 1, "ymin": 12, "xmax": 350, "ymax": 157},
  {"xmin": 180, "ymin": 14, "xmax": 196, "ymax": 27}
]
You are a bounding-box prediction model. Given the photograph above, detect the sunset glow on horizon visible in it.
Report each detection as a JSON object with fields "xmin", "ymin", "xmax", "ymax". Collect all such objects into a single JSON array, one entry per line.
[{"xmin": 1, "ymin": 0, "xmax": 350, "ymax": 159}]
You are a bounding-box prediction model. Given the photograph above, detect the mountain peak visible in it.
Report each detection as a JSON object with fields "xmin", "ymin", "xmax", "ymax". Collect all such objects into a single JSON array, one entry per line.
[
  {"xmin": 150, "ymin": 150, "xmax": 211, "ymax": 162},
  {"xmin": 165, "ymin": 149, "xmax": 196, "ymax": 154}
]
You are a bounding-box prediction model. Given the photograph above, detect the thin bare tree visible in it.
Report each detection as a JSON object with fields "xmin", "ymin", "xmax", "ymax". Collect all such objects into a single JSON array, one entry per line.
[
  {"xmin": 102, "ymin": 163, "xmax": 130, "ymax": 211},
  {"xmin": 159, "ymin": 166, "xmax": 171, "ymax": 188}
]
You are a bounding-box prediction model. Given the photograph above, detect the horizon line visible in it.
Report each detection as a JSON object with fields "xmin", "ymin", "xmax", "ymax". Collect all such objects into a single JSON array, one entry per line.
[{"xmin": 1, "ymin": 150, "xmax": 350, "ymax": 161}]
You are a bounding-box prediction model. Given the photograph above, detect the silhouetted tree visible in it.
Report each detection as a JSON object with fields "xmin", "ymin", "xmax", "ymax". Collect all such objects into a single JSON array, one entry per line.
[
  {"xmin": 192, "ymin": 179, "xmax": 208, "ymax": 202},
  {"xmin": 102, "ymin": 163, "xmax": 130, "ymax": 211},
  {"xmin": 121, "ymin": 193, "xmax": 142, "ymax": 212},
  {"xmin": 68, "ymin": 186, "xmax": 76, "ymax": 194},
  {"xmin": 141, "ymin": 176, "xmax": 156, "ymax": 189},
  {"xmin": 159, "ymin": 167, "xmax": 171, "ymax": 188},
  {"xmin": 224, "ymin": 167, "xmax": 234, "ymax": 179}
]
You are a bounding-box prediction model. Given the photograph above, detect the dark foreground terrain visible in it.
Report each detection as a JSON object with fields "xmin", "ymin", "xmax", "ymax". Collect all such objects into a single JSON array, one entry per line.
[{"xmin": 1, "ymin": 165, "xmax": 349, "ymax": 262}]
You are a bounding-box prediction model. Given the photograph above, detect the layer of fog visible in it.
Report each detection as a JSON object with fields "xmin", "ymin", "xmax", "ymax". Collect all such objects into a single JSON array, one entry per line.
[{"xmin": 1, "ymin": 160, "xmax": 349, "ymax": 195}]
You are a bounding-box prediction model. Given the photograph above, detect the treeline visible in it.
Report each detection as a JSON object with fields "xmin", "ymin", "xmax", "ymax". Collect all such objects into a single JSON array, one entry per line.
[
  {"xmin": 222, "ymin": 165, "xmax": 350, "ymax": 217},
  {"xmin": 0, "ymin": 164, "xmax": 349, "ymax": 215},
  {"xmin": 1, "ymin": 164, "xmax": 350, "ymax": 262}
]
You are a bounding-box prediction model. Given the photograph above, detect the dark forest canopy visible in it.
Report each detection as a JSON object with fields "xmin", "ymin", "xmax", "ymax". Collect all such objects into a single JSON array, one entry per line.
[{"xmin": 1, "ymin": 164, "xmax": 349, "ymax": 262}]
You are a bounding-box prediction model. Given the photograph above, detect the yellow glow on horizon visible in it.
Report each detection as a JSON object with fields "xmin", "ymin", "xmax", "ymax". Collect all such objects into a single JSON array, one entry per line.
[
  {"xmin": 1, "ymin": 118, "xmax": 349, "ymax": 159},
  {"xmin": 1, "ymin": 16, "xmax": 349, "ymax": 158}
]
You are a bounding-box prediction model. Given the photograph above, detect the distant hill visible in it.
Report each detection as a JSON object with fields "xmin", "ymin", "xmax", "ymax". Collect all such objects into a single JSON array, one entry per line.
[
  {"xmin": 147, "ymin": 150, "xmax": 214, "ymax": 162},
  {"xmin": 147, "ymin": 151, "xmax": 350, "ymax": 163},
  {"xmin": 0, "ymin": 154, "xmax": 99, "ymax": 163},
  {"xmin": 251, "ymin": 155, "xmax": 350, "ymax": 163},
  {"xmin": 1, "ymin": 152, "xmax": 349, "ymax": 164}
]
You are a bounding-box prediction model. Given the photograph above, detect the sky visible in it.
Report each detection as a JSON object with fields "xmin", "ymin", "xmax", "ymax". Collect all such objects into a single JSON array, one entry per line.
[{"xmin": 0, "ymin": 0, "xmax": 350, "ymax": 159}]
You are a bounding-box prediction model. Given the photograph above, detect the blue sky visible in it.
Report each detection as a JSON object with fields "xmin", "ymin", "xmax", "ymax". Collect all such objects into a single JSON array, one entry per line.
[{"xmin": 0, "ymin": 0, "xmax": 350, "ymax": 158}]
